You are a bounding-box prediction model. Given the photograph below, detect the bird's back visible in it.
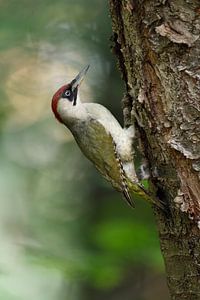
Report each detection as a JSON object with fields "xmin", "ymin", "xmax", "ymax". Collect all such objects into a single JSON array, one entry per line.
[{"xmin": 71, "ymin": 117, "xmax": 123, "ymax": 191}]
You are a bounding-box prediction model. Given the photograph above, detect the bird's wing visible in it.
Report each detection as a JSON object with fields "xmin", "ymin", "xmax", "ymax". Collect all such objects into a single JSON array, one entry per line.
[{"xmin": 72, "ymin": 118, "xmax": 134, "ymax": 207}]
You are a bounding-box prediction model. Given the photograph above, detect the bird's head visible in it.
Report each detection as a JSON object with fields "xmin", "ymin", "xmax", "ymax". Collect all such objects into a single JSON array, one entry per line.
[{"xmin": 51, "ymin": 65, "xmax": 89, "ymax": 124}]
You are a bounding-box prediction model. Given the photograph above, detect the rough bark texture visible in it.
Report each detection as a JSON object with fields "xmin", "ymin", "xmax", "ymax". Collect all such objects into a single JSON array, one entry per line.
[{"xmin": 109, "ymin": 0, "xmax": 200, "ymax": 299}]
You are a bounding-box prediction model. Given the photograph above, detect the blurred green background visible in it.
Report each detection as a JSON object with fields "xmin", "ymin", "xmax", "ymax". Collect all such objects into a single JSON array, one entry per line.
[{"xmin": 0, "ymin": 0, "xmax": 169, "ymax": 299}]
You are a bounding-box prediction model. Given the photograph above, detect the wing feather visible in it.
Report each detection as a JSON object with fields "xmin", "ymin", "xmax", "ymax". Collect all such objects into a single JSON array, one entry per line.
[{"xmin": 72, "ymin": 118, "xmax": 134, "ymax": 207}]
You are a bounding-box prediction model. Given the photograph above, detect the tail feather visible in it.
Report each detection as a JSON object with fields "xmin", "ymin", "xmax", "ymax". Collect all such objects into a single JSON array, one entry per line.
[{"xmin": 129, "ymin": 181, "xmax": 166, "ymax": 210}]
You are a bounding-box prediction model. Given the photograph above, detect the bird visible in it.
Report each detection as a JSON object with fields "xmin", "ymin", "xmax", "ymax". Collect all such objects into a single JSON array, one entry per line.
[{"xmin": 51, "ymin": 65, "xmax": 162, "ymax": 208}]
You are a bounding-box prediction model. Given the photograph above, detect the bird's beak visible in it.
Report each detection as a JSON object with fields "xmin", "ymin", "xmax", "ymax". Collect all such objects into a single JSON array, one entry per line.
[{"xmin": 71, "ymin": 65, "xmax": 90, "ymax": 92}]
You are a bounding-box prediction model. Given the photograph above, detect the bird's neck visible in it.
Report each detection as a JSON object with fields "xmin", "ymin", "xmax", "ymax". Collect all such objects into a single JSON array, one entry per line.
[{"xmin": 57, "ymin": 97, "xmax": 88, "ymax": 127}]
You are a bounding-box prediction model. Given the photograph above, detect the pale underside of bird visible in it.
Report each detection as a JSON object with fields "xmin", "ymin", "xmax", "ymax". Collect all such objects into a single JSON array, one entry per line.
[{"xmin": 51, "ymin": 65, "xmax": 161, "ymax": 208}]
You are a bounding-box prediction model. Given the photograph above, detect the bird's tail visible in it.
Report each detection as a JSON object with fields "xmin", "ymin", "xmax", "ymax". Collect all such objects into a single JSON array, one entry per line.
[{"xmin": 128, "ymin": 180, "xmax": 166, "ymax": 210}]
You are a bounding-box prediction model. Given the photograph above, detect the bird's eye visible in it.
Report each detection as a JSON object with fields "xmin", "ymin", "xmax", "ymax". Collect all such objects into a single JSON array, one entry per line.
[{"xmin": 65, "ymin": 90, "xmax": 71, "ymax": 97}]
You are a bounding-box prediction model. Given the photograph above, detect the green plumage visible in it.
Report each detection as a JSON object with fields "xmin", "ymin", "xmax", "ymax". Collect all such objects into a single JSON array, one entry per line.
[{"xmin": 72, "ymin": 118, "xmax": 162, "ymax": 208}]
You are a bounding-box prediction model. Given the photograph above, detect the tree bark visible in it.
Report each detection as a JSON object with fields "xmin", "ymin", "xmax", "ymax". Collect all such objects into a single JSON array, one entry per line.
[{"xmin": 108, "ymin": 0, "xmax": 200, "ymax": 299}]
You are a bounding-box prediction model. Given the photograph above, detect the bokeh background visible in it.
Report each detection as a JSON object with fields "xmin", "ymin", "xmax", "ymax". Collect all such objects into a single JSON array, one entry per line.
[{"xmin": 0, "ymin": 1, "xmax": 169, "ymax": 299}]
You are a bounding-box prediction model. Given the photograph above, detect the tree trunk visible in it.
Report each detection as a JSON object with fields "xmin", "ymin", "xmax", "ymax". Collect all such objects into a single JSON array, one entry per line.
[{"xmin": 108, "ymin": 0, "xmax": 200, "ymax": 299}]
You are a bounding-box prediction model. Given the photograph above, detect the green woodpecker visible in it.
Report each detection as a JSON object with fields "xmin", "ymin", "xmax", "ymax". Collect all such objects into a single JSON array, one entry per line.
[{"xmin": 51, "ymin": 66, "xmax": 162, "ymax": 208}]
